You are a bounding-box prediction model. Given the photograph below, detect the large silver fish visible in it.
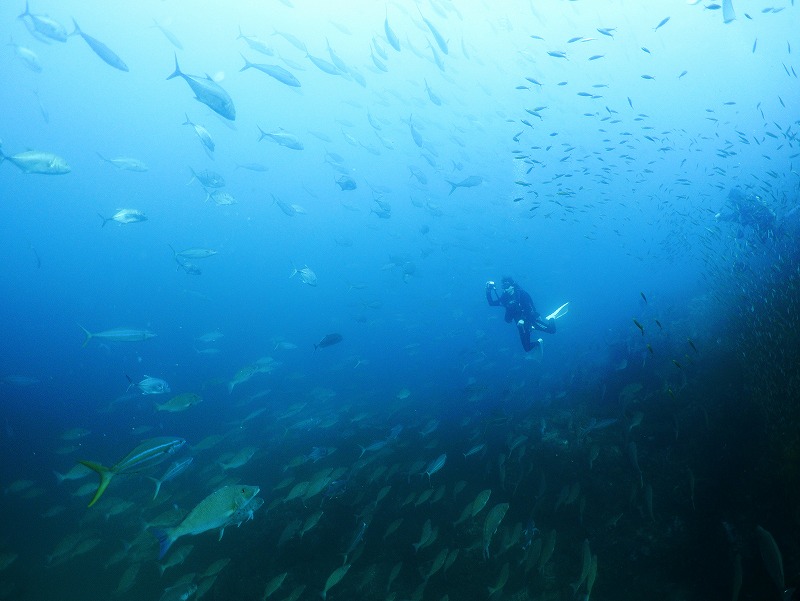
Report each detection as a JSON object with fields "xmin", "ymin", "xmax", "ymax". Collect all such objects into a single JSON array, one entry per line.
[
  {"xmin": 167, "ymin": 54, "xmax": 235, "ymax": 121},
  {"xmin": 78, "ymin": 325, "xmax": 156, "ymax": 347},
  {"xmin": 0, "ymin": 148, "xmax": 70, "ymax": 175},
  {"xmin": 18, "ymin": 1, "xmax": 67, "ymax": 43}
]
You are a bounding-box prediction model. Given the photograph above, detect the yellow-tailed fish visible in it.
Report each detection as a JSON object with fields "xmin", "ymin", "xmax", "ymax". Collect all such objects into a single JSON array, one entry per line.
[{"xmin": 80, "ymin": 436, "xmax": 186, "ymax": 507}]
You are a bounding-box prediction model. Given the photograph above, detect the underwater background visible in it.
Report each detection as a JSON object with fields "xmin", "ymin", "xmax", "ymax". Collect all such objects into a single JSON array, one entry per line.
[{"xmin": 0, "ymin": 0, "xmax": 798, "ymax": 599}]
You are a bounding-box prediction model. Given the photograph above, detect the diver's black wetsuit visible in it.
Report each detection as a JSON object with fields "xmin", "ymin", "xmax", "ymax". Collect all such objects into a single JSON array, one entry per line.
[{"xmin": 486, "ymin": 279, "xmax": 556, "ymax": 352}]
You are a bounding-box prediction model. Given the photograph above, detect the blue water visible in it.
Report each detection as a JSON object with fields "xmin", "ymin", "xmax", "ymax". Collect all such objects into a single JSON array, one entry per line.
[{"xmin": 1, "ymin": 1, "xmax": 798, "ymax": 600}]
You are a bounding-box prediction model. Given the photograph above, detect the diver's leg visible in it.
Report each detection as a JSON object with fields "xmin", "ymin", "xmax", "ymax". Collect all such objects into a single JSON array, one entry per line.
[
  {"xmin": 534, "ymin": 318, "xmax": 556, "ymax": 334},
  {"xmin": 517, "ymin": 320, "xmax": 533, "ymax": 352}
]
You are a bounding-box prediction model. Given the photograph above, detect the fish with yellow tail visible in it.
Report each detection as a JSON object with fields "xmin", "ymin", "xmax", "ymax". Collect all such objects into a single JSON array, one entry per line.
[{"xmin": 79, "ymin": 436, "xmax": 186, "ymax": 507}]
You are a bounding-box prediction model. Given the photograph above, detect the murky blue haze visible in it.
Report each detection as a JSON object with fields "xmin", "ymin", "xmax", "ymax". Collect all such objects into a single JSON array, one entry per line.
[{"xmin": 0, "ymin": 1, "xmax": 798, "ymax": 600}]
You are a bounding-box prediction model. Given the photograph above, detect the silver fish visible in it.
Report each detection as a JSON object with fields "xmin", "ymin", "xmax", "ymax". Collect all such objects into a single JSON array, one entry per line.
[
  {"xmin": 78, "ymin": 325, "xmax": 156, "ymax": 347},
  {"xmin": 9, "ymin": 38, "xmax": 42, "ymax": 72},
  {"xmin": 134, "ymin": 376, "xmax": 170, "ymax": 395},
  {"xmin": 257, "ymin": 127, "xmax": 303, "ymax": 150},
  {"xmin": 99, "ymin": 209, "xmax": 147, "ymax": 227},
  {"xmin": 70, "ymin": 19, "xmax": 128, "ymax": 71},
  {"xmin": 183, "ymin": 116, "xmax": 215, "ymax": 153},
  {"xmin": 152, "ymin": 19, "xmax": 182, "ymax": 49},
  {"xmin": 290, "ymin": 264, "xmax": 317, "ymax": 286},
  {"xmin": 149, "ymin": 457, "xmax": 193, "ymax": 500},
  {"xmin": 237, "ymin": 26, "xmax": 272, "ymax": 55},
  {"xmin": 0, "ymin": 148, "xmax": 70, "ymax": 175},
  {"xmin": 96, "ymin": 153, "xmax": 147, "ymax": 171},
  {"xmin": 18, "ymin": 1, "xmax": 67, "ymax": 43},
  {"xmin": 167, "ymin": 54, "xmax": 235, "ymax": 121},
  {"xmin": 240, "ymin": 55, "xmax": 300, "ymax": 87}
]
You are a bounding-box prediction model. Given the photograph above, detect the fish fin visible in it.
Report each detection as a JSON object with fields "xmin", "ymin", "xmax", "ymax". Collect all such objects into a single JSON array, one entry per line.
[
  {"xmin": 149, "ymin": 528, "xmax": 174, "ymax": 560},
  {"xmin": 18, "ymin": 1, "xmax": 30, "ymax": 18},
  {"xmin": 77, "ymin": 323, "xmax": 92, "ymax": 347},
  {"xmin": 218, "ymin": 527, "xmax": 225, "ymax": 541},
  {"xmin": 166, "ymin": 52, "xmax": 181, "ymax": 80},
  {"xmin": 239, "ymin": 53, "xmax": 252, "ymax": 72},
  {"xmin": 148, "ymin": 476, "xmax": 161, "ymax": 500},
  {"xmin": 79, "ymin": 460, "xmax": 114, "ymax": 507}
]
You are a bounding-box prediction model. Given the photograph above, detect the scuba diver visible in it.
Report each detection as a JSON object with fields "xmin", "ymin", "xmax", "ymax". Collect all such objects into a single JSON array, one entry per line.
[
  {"xmin": 486, "ymin": 276, "xmax": 558, "ymax": 352},
  {"xmin": 716, "ymin": 188, "xmax": 777, "ymax": 243}
]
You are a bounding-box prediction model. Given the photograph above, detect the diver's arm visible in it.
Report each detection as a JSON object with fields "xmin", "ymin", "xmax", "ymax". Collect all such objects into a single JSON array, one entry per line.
[{"xmin": 486, "ymin": 281, "xmax": 501, "ymax": 306}]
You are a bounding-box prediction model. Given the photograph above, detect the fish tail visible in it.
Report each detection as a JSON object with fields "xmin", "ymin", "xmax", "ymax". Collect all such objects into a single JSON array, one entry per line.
[
  {"xmin": 256, "ymin": 125, "xmax": 268, "ymax": 142},
  {"xmin": 77, "ymin": 323, "xmax": 92, "ymax": 347},
  {"xmin": 97, "ymin": 213, "xmax": 110, "ymax": 227},
  {"xmin": 53, "ymin": 470, "xmax": 65, "ymax": 485},
  {"xmin": 239, "ymin": 52, "xmax": 252, "ymax": 72},
  {"xmin": 446, "ymin": 181, "xmax": 457, "ymax": 195},
  {"xmin": 79, "ymin": 460, "xmax": 114, "ymax": 507},
  {"xmin": 166, "ymin": 52, "xmax": 181, "ymax": 80},
  {"xmin": 70, "ymin": 18, "xmax": 80, "ymax": 37},
  {"xmin": 149, "ymin": 527, "xmax": 174, "ymax": 560},
  {"xmin": 148, "ymin": 476, "xmax": 162, "ymax": 501}
]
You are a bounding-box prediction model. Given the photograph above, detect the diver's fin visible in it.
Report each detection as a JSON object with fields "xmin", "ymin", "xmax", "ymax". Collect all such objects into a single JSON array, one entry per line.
[
  {"xmin": 532, "ymin": 338, "xmax": 544, "ymax": 362},
  {"xmin": 546, "ymin": 302, "xmax": 569, "ymax": 321}
]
